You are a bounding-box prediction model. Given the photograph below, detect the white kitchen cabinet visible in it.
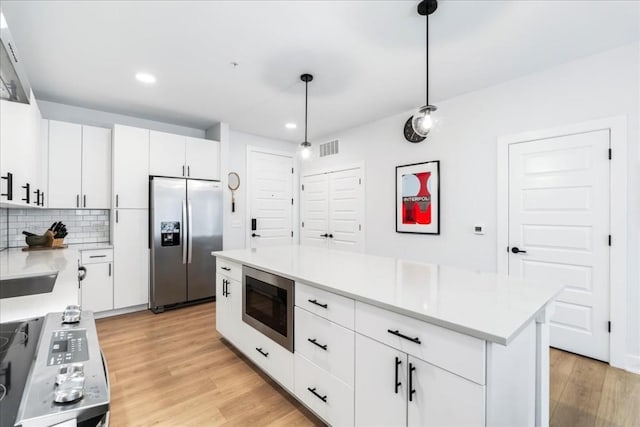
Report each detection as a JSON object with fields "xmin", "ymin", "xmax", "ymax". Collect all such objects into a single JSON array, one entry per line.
[
  {"xmin": 81, "ymin": 260, "xmax": 114, "ymax": 313},
  {"xmin": 112, "ymin": 125, "xmax": 149, "ymax": 209},
  {"xmin": 355, "ymin": 333, "xmax": 407, "ymax": 427},
  {"xmin": 354, "ymin": 333, "xmax": 485, "ymax": 427},
  {"xmin": 149, "ymin": 130, "xmax": 186, "ymax": 178},
  {"xmin": 301, "ymin": 167, "xmax": 363, "ymax": 252},
  {"xmin": 48, "ymin": 121, "xmax": 82, "ymax": 208},
  {"xmin": 185, "ymin": 136, "xmax": 219, "ymax": 180},
  {"xmin": 0, "ymin": 93, "xmax": 44, "ymax": 206},
  {"xmin": 216, "ymin": 272, "xmax": 243, "ymax": 346},
  {"xmin": 81, "ymin": 126, "xmax": 112, "ymax": 208},
  {"xmin": 113, "ymin": 209, "xmax": 149, "ymax": 308},
  {"xmin": 148, "ymin": 131, "xmax": 219, "ymax": 180},
  {"xmin": 48, "ymin": 121, "xmax": 112, "ymax": 208}
]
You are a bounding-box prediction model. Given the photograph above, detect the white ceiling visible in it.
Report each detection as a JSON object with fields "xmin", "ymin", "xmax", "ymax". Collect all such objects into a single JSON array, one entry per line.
[{"xmin": 2, "ymin": 1, "xmax": 639, "ymax": 142}]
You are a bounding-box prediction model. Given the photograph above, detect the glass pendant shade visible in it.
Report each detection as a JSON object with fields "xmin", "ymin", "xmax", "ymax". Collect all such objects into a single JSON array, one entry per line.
[
  {"xmin": 411, "ymin": 104, "xmax": 437, "ymax": 137},
  {"xmin": 299, "ymin": 141, "xmax": 312, "ymax": 159}
]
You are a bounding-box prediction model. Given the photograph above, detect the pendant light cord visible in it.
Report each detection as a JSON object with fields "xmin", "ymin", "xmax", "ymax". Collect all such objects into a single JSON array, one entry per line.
[
  {"xmin": 305, "ymin": 80, "xmax": 308, "ymax": 142},
  {"xmin": 425, "ymin": 8, "xmax": 429, "ymax": 106}
]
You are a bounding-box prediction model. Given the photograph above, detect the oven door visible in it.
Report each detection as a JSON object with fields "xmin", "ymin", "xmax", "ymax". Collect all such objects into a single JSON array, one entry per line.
[{"xmin": 242, "ymin": 266, "xmax": 294, "ymax": 352}]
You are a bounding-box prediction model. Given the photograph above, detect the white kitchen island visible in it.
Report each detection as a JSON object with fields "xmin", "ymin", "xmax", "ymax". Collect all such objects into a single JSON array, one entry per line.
[{"xmin": 213, "ymin": 245, "xmax": 563, "ymax": 427}]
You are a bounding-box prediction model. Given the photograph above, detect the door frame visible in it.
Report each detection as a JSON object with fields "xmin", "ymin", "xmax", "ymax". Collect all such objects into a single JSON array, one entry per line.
[
  {"xmin": 300, "ymin": 161, "xmax": 366, "ymax": 251},
  {"xmin": 245, "ymin": 145, "xmax": 298, "ymax": 249},
  {"xmin": 496, "ymin": 116, "xmax": 628, "ymax": 369}
]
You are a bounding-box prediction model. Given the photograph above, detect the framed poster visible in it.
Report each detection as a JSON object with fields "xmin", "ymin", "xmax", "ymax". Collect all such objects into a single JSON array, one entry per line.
[{"xmin": 396, "ymin": 161, "xmax": 440, "ymax": 234}]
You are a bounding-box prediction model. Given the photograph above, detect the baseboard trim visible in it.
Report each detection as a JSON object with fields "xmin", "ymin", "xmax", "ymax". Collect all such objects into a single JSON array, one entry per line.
[
  {"xmin": 94, "ymin": 304, "xmax": 148, "ymax": 319},
  {"xmin": 625, "ymin": 354, "xmax": 640, "ymax": 375}
]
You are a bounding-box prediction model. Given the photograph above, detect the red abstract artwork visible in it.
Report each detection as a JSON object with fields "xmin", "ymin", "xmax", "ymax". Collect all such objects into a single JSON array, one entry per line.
[
  {"xmin": 402, "ymin": 172, "xmax": 432, "ymax": 225},
  {"xmin": 396, "ymin": 161, "xmax": 439, "ymax": 234}
]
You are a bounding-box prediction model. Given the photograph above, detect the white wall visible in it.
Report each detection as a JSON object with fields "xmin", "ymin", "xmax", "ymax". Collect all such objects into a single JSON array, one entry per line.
[
  {"xmin": 38, "ymin": 100, "xmax": 206, "ymax": 137},
  {"xmin": 221, "ymin": 130, "xmax": 297, "ymax": 250},
  {"xmin": 304, "ymin": 43, "xmax": 640, "ymax": 362}
]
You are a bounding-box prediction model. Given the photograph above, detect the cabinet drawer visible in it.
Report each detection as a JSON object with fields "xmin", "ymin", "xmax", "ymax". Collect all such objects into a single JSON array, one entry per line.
[
  {"xmin": 81, "ymin": 249, "xmax": 113, "ymax": 264},
  {"xmin": 295, "ymin": 353, "xmax": 354, "ymax": 427},
  {"xmin": 295, "ymin": 307, "xmax": 355, "ymax": 387},
  {"xmin": 295, "ymin": 282, "xmax": 354, "ymax": 329},
  {"xmin": 355, "ymin": 301, "xmax": 485, "ymax": 385},
  {"xmin": 243, "ymin": 325, "xmax": 294, "ymax": 392},
  {"xmin": 216, "ymin": 258, "xmax": 241, "ymax": 282}
]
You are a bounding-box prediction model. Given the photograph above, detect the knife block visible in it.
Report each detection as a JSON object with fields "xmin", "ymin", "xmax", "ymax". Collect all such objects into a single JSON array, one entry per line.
[{"xmin": 47, "ymin": 230, "xmax": 66, "ymax": 248}]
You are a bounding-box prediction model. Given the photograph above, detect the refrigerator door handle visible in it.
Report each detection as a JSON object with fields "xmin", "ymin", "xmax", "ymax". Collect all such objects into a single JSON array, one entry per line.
[
  {"xmin": 182, "ymin": 199, "xmax": 187, "ymax": 264},
  {"xmin": 187, "ymin": 200, "xmax": 193, "ymax": 263}
]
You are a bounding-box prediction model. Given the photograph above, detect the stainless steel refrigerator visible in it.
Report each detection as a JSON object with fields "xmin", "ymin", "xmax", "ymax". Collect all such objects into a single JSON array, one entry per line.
[{"xmin": 150, "ymin": 177, "xmax": 222, "ymax": 312}]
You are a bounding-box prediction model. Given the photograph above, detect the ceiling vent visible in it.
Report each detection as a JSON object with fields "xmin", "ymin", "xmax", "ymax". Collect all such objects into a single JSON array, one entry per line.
[{"xmin": 319, "ymin": 139, "xmax": 339, "ymax": 158}]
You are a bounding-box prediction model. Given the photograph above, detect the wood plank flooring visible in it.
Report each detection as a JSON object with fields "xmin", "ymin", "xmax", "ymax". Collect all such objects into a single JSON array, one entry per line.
[{"xmin": 97, "ymin": 302, "xmax": 640, "ymax": 426}]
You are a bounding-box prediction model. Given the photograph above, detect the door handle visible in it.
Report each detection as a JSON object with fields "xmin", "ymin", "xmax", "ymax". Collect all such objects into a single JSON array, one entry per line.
[
  {"xmin": 182, "ymin": 200, "xmax": 187, "ymax": 264},
  {"xmin": 387, "ymin": 329, "xmax": 421, "ymax": 344},
  {"xmin": 187, "ymin": 200, "xmax": 193, "ymax": 264},
  {"xmin": 251, "ymin": 233, "xmax": 261, "ymax": 238},
  {"xmin": 395, "ymin": 357, "xmax": 402, "ymax": 394},
  {"xmin": 328, "ymin": 233, "xmax": 334, "ymax": 238},
  {"xmin": 511, "ymin": 247, "xmax": 527, "ymax": 254},
  {"xmin": 320, "ymin": 234, "xmax": 328, "ymax": 238},
  {"xmin": 1, "ymin": 172, "xmax": 13, "ymax": 200},
  {"xmin": 409, "ymin": 363, "xmax": 416, "ymax": 402}
]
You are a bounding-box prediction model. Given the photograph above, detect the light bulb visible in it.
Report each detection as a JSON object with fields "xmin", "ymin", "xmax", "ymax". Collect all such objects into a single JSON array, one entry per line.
[
  {"xmin": 300, "ymin": 146, "xmax": 311, "ymax": 159},
  {"xmin": 411, "ymin": 105, "xmax": 437, "ymax": 137}
]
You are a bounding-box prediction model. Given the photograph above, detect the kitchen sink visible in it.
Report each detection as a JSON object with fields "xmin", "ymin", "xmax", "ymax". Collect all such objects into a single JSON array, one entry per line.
[{"xmin": 0, "ymin": 273, "xmax": 58, "ymax": 299}]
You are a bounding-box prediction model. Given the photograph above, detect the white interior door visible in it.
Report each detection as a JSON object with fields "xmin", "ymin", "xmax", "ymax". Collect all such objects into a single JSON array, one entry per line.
[
  {"xmin": 328, "ymin": 168, "xmax": 363, "ymax": 252},
  {"xmin": 300, "ymin": 173, "xmax": 329, "ymax": 247},
  {"xmin": 248, "ymin": 150, "xmax": 293, "ymax": 248},
  {"xmin": 508, "ymin": 130, "xmax": 610, "ymax": 361}
]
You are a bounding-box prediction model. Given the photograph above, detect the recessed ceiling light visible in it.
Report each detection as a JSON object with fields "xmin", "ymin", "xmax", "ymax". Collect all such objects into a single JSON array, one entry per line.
[
  {"xmin": 285, "ymin": 123, "xmax": 297, "ymax": 129},
  {"xmin": 135, "ymin": 72, "xmax": 156, "ymax": 84}
]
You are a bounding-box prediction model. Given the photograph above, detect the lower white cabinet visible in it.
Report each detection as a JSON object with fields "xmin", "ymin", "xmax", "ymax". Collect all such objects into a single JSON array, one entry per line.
[
  {"xmin": 242, "ymin": 320, "xmax": 294, "ymax": 392},
  {"xmin": 215, "ymin": 272, "xmax": 243, "ymax": 345},
  {"xmin": 355, "ymin": 333, "xmax": 485, "ymax": 427},
  {"xmin": 81, "ymin": 261, "xmax": 113, "ymax": 313},
  {"xmin": 113, "ymin": 209, "xmax": 149, "ymax": 308},
  {"xmin": 295, "ymin": 353, "xmax": 354, "ymax": 426}
]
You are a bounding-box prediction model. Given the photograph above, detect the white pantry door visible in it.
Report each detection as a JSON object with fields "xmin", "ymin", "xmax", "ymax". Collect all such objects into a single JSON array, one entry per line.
[
  {"xmin": 508, "ymin": 130, "xmax": 610, "ymax": 361},
  {"xmin": 328, "ymin": 168, "xmax": 363, "ymax": 252},
  {"xmin": 248, "ymin": 150, "xmax": 294, "ymax": 249},
  {"xmin": 300, "ymin": 173, "xmax": 329, "ymax": 247}
]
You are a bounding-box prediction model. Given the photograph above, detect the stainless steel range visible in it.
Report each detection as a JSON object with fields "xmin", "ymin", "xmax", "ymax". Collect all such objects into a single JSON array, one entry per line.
[{"xmin": 0, "ymin": 308, "xmax": 110, "ymax": 427}]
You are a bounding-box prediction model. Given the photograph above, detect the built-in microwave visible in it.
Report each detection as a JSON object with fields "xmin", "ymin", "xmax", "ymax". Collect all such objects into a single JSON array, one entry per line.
[{"xmin": 242, "ymin": 266, "xmax": 294, "ymax": 352}]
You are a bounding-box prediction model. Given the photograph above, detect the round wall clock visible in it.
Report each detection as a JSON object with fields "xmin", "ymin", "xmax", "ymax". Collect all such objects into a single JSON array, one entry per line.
[{"xmin": 403, "ymin": 117, "xmax": 426, "ymax": 143}]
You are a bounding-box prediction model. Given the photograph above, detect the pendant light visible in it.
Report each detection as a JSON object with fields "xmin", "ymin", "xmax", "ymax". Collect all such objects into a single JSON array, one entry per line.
[
  {"xmin": 298, "ymin": 73, "xmax": 314, "ymax": 159},
  {"xmin": 411, "ymin": 0, "xmax": 438, "ymax": 137}
]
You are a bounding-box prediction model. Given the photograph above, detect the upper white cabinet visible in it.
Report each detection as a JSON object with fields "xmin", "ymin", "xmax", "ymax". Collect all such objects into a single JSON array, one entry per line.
[
  {"xmin": 48, "ymin": 121, "xmax": 82, "ymax": 208},
  {"xmin": 185, "ymin": 136, "xmax": 219, "ymax": 180},
  {"xmin": 113, "ymin": 125, "xmax": 149, "ymax": 209},
  {"xmin": 149, "ymin": 130, "xmax": 219, "ymax": 180},
  {"xmin": 0, "ymin": 93, "xmax": 45, "ymax": 206},
  {"xmin": 47, "ymin": 121, "xmax": 112, "ymax": 209},
  {"xmin": 81, "ymin": 126, "xmax": 112, "ymax": 208}
]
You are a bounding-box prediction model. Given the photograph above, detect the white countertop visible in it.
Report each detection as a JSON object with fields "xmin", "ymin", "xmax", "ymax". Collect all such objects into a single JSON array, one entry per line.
[
  {"xmin": 0, "ymin": 245, "xmax": 99, "ymax": 322},
  {"xmin": 213, "ymin": 245, "xmax": 564, "ymax": 345}
]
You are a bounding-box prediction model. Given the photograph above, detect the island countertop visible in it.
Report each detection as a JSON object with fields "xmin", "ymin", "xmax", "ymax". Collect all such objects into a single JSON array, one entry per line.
[{"xmin": 213, "ymin": 245, "xmax": 563, "ymax": 345}]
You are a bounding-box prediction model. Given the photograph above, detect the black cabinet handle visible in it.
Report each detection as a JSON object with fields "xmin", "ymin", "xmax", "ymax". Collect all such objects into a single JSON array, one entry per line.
[
  {"xmin": 251, "ymin": 233, "xmax": 261, "ymax": 237},
  {"xmin": 320, "ymin": 233, "xmax": 328, "ymax": 238},
  {"xmin": 387, "ymin": 329, "xmax": 421, "ymax": 344},
  {"xmin": 409, "ymin": 363, "xmax": 416, "ymax": 402},
  {"xmin": 115, "ymin": 194, "xmax": 119, "ymax": 208},
  {"xmin": 108, "ymin": 263, "xmax": 112, "ymax": 277},
  {"xmin": 256, "ymin": 347, "xmax": 269, "ymax": 358},
  {"xmin": 307, "ymin": 387, "xmax": 327, "ymax": 403},
  {"xmin": 83, "ymin": 195, "xmax": 87, "ymax": 207},
  {"xmin": 221, "ymin": 266, "xmax": 231, "ymax": 271},
  {"xmin": 21, "ymin": 183, "xmax": 30, "ymax": 203},
  {"xmin": 89, "ymin": 255, "xmax": 107, "ymax": 258},
  {"xmin": 76, "ymin": 194, "xmax": 80, "ymax": 208},
  {"xmin": 1, "ymin": 172, "xmax": 13, "ymax": 200},
  {"xmin": 308, "ymin": 299, "xmax": 328, "ymax": 309},
  {"xmin": 307, "ymin": 338, "xmax": 328, "ymax": 351},
  {"xmin": 33, "ymin": 189, "xmax": 41, "ymax": 205},
  {"xmin": 40, "ymin": 191, "xmax": 45, "ymax": 206},
  {"xmin": 182, "ymin": 165, "xmax": 185, "ymax": 177},
  {"xmin": 395, "ymin": 357, "xmax": 402, "ymax": 394},
  {"xmin": 328, "ymin": 233, "xmax": 334, "ymax": 238},
  {"xmin": 511, "ymin": 247, "xmax": 527, "ymax": 254},
  {"xmin": 222, "ymin": 279, "xmax": 226, "ymax": 296},
  {"xmin": 115, "ymin": 210, "xmax": 119, "ymax": 223},
  {"xmin": 187, "ymin": 166, "xmax": 190, "ymax": 177}
]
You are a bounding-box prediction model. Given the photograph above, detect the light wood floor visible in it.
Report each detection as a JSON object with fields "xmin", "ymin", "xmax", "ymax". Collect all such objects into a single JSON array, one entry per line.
[{"xmin": 97, "ymin": 302, "xmax": 640, "ymax": 426}]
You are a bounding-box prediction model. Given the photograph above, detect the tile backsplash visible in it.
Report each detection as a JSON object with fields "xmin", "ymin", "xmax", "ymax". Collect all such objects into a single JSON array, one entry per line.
[
  {"xmin": 7, "ymin": 209, "xmax": 110, "ymax": 248},
  {"xmin": 0, "ymin": 208, "xmax": 7, "ymax": 250}
]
